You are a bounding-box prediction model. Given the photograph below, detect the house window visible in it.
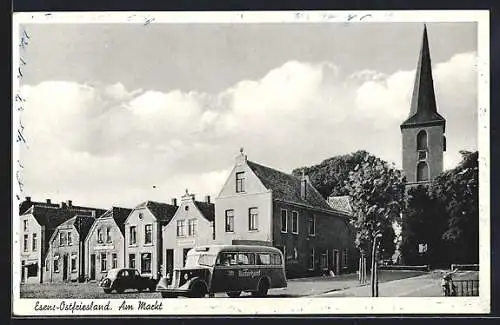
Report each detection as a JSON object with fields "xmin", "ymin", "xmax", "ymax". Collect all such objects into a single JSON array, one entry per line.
[
  {"xmin": 308, "ymin": 215, "xmax": 316, "ymax": 236},
  {"xmin": 144, "ymin": 224, "xmax": 153, "ymax": 244},
  {"xmin": 141, "ymin": 253, "xmax": 152, "ymax": 273},
  {"xmin": 97, "ymin": 228, "xmax": 104, "ymax": 244},
  {"xmin": 59, "ymin": 232, "xmax": 64, "ymax": 246},
  {"xmin": 100, "ymin": 253, "xmax": 107, "ymax": 272},
  {"xmin": 176, "ymin": 220, "xmax": 185, "ymax": 237},
  {"xmin": 53, "ymin": 256, "xmax": 59, "ymax": 273},
  {"xmin": 225, "ymin": 210, "xmax": 234, "ymax": 232},
  {"xmin": 129, "ymin": 254, "xmax": 136, "ymax": 269},
  {"xmin": 106, "ymin": 227, "xmax": 112, "ymax": 243},
  {"xmin": 280, "ymin": 209, "xmax": 287, "ymax": 233},
  {"xmin": 71, "ymin": 254, "xmax": 77, "ymax": 272},
  {"xmin": 321, "ymin": 252, "xmax": 328, "ymax": 270},
  {"xmin": 417, "ymin": 161, "xmax": 429, "ymax": 182},
  {"xmin": 309, "ymin": 247, "xmax": 315, "ymax": 270},
  {"xmin": 236, "ymin": 171, "xmax": 245, "ymax": 193},
  {"xmin": 188, "ymin": 219, "xmax": 197, "ymax": 236},
  {"xmin": 112, "ymin": 253, "xmax": 118, "ymax": 269},
  {"xmin": 32, "ymin": 233, "xmax": 37, "ymax": 251},
  {"xmin": 291, "ymin": 211, "xmax": 299, "ymax": 234},
  {"xmin": 67, "ymin": 232, "xmax": 72, "ymax": 246},
  {"xmin": 249, "ymin": 207, "xmax": 258, "ymax": 231},
  {"xmin": 23, "ymin": 234, "xmax": 28, "ymax": 252},
  {"xmin": 129, "ymin": 226, "xmax": 137, "ymax": 245},
  {"xmin": 23, "ymin": 220, "xmax": 28, "ymax": 231},
  {"xmin": 342, "ymin": 248, "xmax": 348, "ymax": 267}
]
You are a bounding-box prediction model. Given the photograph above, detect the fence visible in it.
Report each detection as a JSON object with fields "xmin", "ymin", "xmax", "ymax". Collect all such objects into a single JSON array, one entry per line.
[{"xmin": 445, "ymin": 279, "xmax": 479, "ymax": 296}]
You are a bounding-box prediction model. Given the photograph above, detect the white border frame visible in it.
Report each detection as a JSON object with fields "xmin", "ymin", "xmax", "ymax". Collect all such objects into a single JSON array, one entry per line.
[{"xmin": 12, "ymin": 10, "xmax": 490, "ymax": 315}]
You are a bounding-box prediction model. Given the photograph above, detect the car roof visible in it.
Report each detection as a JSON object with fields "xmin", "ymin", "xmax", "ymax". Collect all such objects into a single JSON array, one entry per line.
[{"xmin": 189, "ymin": 244, "xmax": 282, "ymax": 255}]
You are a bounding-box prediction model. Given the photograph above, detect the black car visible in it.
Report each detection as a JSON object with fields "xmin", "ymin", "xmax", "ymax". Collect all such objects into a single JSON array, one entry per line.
[{"xmin": 100, "ymin": 268, "xmax": 157, "ymax": 294}]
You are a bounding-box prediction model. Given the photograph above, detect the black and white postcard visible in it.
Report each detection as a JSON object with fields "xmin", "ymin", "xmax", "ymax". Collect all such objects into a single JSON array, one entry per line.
[{"xmin": 12, "ymin": 10, "xmax": 490, "ymax": 315}]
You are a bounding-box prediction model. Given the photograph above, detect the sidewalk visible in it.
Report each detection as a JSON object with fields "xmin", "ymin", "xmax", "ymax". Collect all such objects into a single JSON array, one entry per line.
[{"xmin": 273, "ymin": 270, "xmax": 427, "ymax": 297}]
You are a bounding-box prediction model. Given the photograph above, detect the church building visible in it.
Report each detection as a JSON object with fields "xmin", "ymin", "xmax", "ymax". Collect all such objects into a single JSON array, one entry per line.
[{"xmin": 401, "ymin": 25, "xmax": 446, "ymax": 186}]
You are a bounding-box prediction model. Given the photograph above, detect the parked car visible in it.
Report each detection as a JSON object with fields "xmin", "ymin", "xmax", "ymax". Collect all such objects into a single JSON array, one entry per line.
[{"xmin": 100, "ymin": 268, "xmax": 157, "ymax": 294}]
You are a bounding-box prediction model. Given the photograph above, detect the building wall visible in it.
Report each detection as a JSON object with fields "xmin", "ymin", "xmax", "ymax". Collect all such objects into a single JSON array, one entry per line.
[
  {"xmin": 85, "ymin": 217, "xmax": 125, "ymax": 281},
  {"xmin": 162, "ymin": 198, "xmax": 214, "ymax": 272},
  {"xmin": 402, "ymin": 124, "xmax": 444, "ymax": 184},
  {"xmin": 215, "ymin": 159, "xmax": 273, "ymax": 244},
  {"xmin": 124, "ymin": 208, "xmax": 160, "ymax": 279},
  {"xmin": 44, "ymin": 225, "xmax": 83, "ymax": 283},
  {"xmin": 19, "ymin": 214, "xmax": 43, "ymax": 284},
  {"xmin": 272, "ymin": 201, "xmax": 357, "ymax": 278}
]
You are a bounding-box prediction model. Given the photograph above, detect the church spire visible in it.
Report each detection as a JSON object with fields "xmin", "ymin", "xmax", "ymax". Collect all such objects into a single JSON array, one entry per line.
[{"xmin": 401, "ymin": 25, "xmax": 445, "ymax": 129}]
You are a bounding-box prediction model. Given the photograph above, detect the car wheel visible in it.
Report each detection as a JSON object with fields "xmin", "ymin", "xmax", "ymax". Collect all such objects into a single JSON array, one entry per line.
[
  {"xmin": 161, "ymin": 292, "xmax": 177, "ymax": 298},
  {"xmin": 226, "ymin": 291, "xmax": 242, "ymax": 298},
  {"xmin": 190, "ymin": 282, "xmax": 207, "ymax": 298},
  {"xmin": 138, "ymin": 287, "xmax": 143, "ymax": 293},
  {"xmin": 103, "ymin": 289, "xmax": 112, "ymax": 294},
  {"xmin": 116, "ymin": 287, "xmax": 125, "ymax": 294},
  {"xmin": 149, "ymin": 286, "xmax": 156, "ymax": 292},
  {"xmin": 251, "ymin": 279, "xmax": 269, "ymax": 297}
]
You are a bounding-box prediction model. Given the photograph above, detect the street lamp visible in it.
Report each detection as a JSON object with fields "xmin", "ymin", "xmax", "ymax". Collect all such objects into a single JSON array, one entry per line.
[{"xmin": 371, "ymin": 231, "xmax": 383, "ymax": 297}]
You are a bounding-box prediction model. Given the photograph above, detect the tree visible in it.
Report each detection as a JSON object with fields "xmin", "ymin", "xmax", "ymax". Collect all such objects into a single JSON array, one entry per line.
[
  {"xmin": 345, "ymin": 153, "xmax": 406, "ymax": 257},
  {"xmin": 292, "ymin": 150, "xmax": 372, "ymax": 199},
  {"xmin": 430, "ymin": 150, "xmax": 479, "ymax": 264}
]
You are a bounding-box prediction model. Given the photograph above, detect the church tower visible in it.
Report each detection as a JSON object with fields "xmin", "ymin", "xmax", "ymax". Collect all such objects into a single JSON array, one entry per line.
[{"xmin": 401, "ymin": 25, "xmax": 446, "ymax": 185}]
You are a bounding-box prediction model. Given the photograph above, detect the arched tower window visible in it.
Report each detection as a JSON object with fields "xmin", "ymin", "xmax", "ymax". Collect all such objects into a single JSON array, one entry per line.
[
  {"xmin": 416, "ymin": 161, "xmax": 429, "ymax": 182},
  {"xmin": 416, "ymin": 130, "xmax": 428, "ymax": 150}
]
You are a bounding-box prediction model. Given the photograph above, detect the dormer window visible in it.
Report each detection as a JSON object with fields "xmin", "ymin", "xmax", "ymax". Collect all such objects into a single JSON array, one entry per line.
[{"xmin": 236, "ymin": 172, "xmax": 245, "ymax": 193}]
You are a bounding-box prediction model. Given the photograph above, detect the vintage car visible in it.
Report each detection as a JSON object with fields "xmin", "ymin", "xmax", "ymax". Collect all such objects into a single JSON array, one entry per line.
[
  {"xmin": 100, "ymin": 268, "xmax": 157, "ymax": 294},
  {"xmin": 156, "ymin": 245, "xmax": 287, "ymax": 298}
]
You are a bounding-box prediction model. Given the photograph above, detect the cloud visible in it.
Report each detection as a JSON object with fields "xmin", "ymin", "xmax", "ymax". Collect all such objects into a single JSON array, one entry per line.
[{"xmin": 18, "ymin": 51, "xmax": 478, "ymax": 207}]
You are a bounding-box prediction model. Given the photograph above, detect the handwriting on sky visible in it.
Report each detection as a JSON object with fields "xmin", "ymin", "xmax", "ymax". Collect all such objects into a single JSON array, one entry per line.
[{"xmin": 16, "ymin": 27, "xmax": 30, "ymax": 197}]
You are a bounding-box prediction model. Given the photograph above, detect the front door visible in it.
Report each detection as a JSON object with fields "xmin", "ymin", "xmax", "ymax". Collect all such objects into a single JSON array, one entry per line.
[
  {"xmin": 90, "ymin": 254, "xmax": 96, "ymax": 280},
  {"xmin": 182, "ymin": 248, "xmax": 190, "ymax": 267},
  {"xmin": 62, "ymin": 255, "xmax": 68, "ymax": 281},
  {"xmin": 333, "ymin": 250, "xmax": 340, "ymax": 275},
  {"xmin": 166, "ymin": 249, "xmax": 174, "ymax": 275}
]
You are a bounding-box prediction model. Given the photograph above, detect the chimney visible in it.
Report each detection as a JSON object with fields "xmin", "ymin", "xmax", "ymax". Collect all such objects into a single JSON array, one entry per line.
[
  {"xmin": 300, "ymin": 170, "xmax": 309, "ymax": 200},
  {"xmin": 60, "ymin": 202, "xmax": 67, "ymax": 209},
  {"xmin": 235, "ymin": 147, "xmax": 248, "ymax": 166},
  {"xmin": 205, "ymin": 195, "xmax": 211, "ymax": 204},
  {"xmin": 171, "ymin": 198, "xmax": 178, "ymax": 207},
  {"xmin": 25, "ymin": 196, "xmax": 31, "ymax": 202},
  {"xmin": 46, "ymin": 199, "xmax": 51, "ymax": 204},
  {"xmin": 67, "ymin": 200, "xmax": 73, "ymax": 207}
]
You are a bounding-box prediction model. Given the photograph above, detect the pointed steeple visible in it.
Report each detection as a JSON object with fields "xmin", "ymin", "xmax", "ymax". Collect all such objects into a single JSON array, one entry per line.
[{"xmin": 401, "ymin": 25, "xmax": 445, "ymax": 129}]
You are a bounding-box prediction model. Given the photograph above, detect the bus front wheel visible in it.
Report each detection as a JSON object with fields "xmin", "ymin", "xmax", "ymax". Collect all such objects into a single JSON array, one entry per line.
[{"xmin": 226, "ymin": 291, "xmax": 242, "ymax": 298}]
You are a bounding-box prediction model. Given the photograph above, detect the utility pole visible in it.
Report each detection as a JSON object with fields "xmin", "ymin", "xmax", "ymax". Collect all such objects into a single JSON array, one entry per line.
[{"xmin": 371, "ymin": 230, "xmax": 383, "ymax": 297}]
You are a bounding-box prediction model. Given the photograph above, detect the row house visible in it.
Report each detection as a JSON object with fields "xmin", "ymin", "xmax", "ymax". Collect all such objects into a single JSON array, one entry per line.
[
  {"xmin": 19, "ymin": 199, "xmax": 105, "ymax": 283},
  {"xmin": 44, "ymin": 214, "xmax": 96, "ymax": 283},
  {"xmin": 124, "ymin": 201, "xmax": 177, "ymax": 280},
  {"xmin": 215, "ymin": 151, "xmax": 357, "ymax": 278},
  {"xmin": 84, "ymin": 207, "xmax": 132, "ymax": 281},
  {"xmin": 162, "ymin": 190, "xmax": 215, "ymax": 274}
]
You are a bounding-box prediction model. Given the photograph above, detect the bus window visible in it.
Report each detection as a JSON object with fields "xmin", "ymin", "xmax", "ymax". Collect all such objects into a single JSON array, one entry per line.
[
  {"xmin": 237, "ymin": 253, "xmax": 255, "ymax": 265},
  {"xmin": 271, "ymin": 253, "xmax": 282, "ymax": 265},
  {"xmin": 217, "ymin": 253, "xmax": 238, "ymax": 266},
  {"xmin": 256, "ymin": 253, "xmax": 271, "ymax": 265}
]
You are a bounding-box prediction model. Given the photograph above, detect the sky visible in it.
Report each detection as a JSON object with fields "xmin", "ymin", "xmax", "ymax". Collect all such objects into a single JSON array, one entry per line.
[{"xmin": 16, "ymin": 21, "xmax": 478, "ymax": 209}]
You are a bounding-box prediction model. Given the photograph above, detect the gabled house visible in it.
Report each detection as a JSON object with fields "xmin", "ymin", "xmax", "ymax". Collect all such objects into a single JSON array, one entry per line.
[
  {"xmin": 84, "ymin": 207, "xmax": 132, "ymax": 281},
  {"xmin": 19, "ymin": 201, "xmax": 105, "ymax": 284},
  {"xmin": 162, "ymin": 191, "xmax": 215, "ymax": 274},
  {"xmin": 215, "ymin": 151, "xmax": 357, "ymax": 278},
  {"xmin": 124, "ymin": 201, "xmax": 178, "ymax": 280},
  {"xmin": 44, "ymin": 215, "xmax": 96, "ymax": 282}
]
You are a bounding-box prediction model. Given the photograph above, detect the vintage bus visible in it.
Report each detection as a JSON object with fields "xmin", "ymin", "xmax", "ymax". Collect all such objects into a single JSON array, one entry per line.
[{"xmin": 156, "ymin": 245, "xmax": 287, "ymax": 298}]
